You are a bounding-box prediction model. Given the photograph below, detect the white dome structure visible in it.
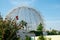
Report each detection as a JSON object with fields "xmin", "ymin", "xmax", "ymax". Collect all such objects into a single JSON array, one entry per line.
[{"xmin": 6, "ymin": 6, "xmax": 43, "ymax": 31}]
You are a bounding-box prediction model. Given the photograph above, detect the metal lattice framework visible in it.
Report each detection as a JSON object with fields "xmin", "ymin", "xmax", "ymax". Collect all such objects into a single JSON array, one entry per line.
[{"xmin": 6, "ymin": 6, "xmax": 43, "ymax": 31}]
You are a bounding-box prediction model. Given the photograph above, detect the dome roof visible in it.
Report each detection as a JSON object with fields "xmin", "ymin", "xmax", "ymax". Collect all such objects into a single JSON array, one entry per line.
[{"xmin": 6, "ymin": 6, "xmax": 43, "ymax": 30}]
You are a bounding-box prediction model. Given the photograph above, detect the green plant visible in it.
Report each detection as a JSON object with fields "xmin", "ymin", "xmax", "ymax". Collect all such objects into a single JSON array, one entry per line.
[
  {"xmin": 25, "ymin": 35, "xmax": 31, "ymax": 40},
  {"xmin": 0, "ymin": 19, "xmax": 27, "ymax": 40},
  {"xmin": 0, "ymin": 19, "xmax": 28, "ymax": 40},
  {"xmin": 38, "ymin": 36, "xmax": 46, "ymax": 40},
  {"xmin": 37, "ymin": 23, "xmax": 43, "ymax": 35},
  {"xmin": 48, "ymin": 38, "xmax": 51, "ymax": 40},
  {"xmin": 37, "ymin": 23, "xmax": 46, "ymax": 40}
]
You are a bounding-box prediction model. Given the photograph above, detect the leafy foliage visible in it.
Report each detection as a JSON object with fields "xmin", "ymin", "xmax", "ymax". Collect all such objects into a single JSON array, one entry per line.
[
  {"xmin": 25, "ymin": 35, "xmax": 31, "ymax": 40},
  {"xmin": 0, "ymin": 19, "xmax": 27, "ymax": 40},
  {"xmin": 38, "ymin": 36, "xmax": 46, "ymax": 40},
  {"xmin": 46, "ymin": 29, "xmax": 59, "ymax": 35},
  {"xmin": 37, "ymin": 23, "xmax": 43, "ymax": 35},
  {"xmin": 37, "ymin": 23, "xmax": 43, "ymax": 31}
]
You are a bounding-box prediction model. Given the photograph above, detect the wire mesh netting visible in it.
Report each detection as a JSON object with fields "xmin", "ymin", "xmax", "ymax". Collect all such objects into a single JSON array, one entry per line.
[{"xmin": 6, "ymin": 6, "xmax": 43, "ymax": 31}]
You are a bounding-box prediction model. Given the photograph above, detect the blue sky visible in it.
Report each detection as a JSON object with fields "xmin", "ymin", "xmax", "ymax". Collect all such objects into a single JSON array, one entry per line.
[{"xmin": 0, "ymin": 0, "xmax": 60, "ymax": 30}]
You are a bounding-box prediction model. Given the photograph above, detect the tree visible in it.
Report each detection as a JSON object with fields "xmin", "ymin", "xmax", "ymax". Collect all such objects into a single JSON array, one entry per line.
[
  {"xmin": 0, "ymin": 19, "xmax": 22, "ymax": 40},
  {"xmin": 37, "ymin": 23, "xmax": 43, "ymax": 35},
  {"xmin": 50, "ymin": 29, "xmax": 57, "ymax": 35},
  {"xmin": 46, "ymin": 31, "xmax": 51, "ymax": 35},
  {"xmin": 37, "ymin": 23, "xmax": 43, "ymax": 31},
  {"xmin": 46, "ymin": 29, "xmax": 58, "ymax": 35},
  {"xmin": 19, "ymin": 20, "xmax": 27, "ymax": 30},
  {"xmin": 25, "ymin": 35, "xmax": 31, "ymax": 40},
  {"xmin": 37, "ymin": 23, "xmax": 46, "ymax": 40},
  {"xmin": 58, "ymin": 31, "xmax": 60, "ymax": 35}
]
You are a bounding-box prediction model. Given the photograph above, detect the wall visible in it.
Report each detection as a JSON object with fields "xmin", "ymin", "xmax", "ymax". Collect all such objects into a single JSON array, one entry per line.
[{"xmin": 31, "ymin": 35, "xmax": 60, "ymax": 40}]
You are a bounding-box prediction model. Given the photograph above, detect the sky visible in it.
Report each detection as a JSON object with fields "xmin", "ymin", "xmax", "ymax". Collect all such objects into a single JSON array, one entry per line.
[{"xmin": 0, "ymin": 0, "xmax": 60, "ymax": 31}]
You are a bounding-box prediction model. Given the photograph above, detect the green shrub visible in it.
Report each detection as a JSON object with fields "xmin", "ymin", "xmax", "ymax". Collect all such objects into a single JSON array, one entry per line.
[
  {"xmin": 38, "ymin": 36, "xmax": 46, "ymax": 40},
  {"xmin": 25, "ymin": 35, "xmax": 31, "ymax": 40}
]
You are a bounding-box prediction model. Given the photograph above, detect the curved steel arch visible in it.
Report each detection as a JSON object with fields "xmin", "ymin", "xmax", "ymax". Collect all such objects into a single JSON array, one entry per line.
[{"xmin": 6, "ymin": 6, "xmax": 44, "ymax": 31}]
